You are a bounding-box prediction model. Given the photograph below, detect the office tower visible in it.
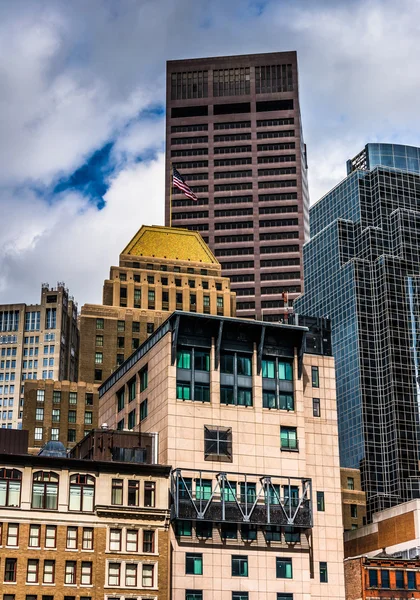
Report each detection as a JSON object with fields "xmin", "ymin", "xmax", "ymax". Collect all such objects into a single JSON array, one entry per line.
[
  {"xmin": 79, "ymin": 225, "xmax": 235, "ymax": 385},
  {"xmin": 0, "ymin": 284, "xmax": 79, "ymax": 428},
  {"xmin": 0, "ymin": 436, "xmax": 171, "ymax": 599},
  {"xmin": 99, "ymin": 312, "xmax": 346, "ymax": 599},
  {"xmin": 295, "ymin": 143, "xmax": 420, "ymax": 519},
  {"xmin": 166, "ymin": 51, "xmax": 309, "ymax": 321},
  {"xmin": 22, "ymin": 380, "xmax": 99, "ymax": 452}
]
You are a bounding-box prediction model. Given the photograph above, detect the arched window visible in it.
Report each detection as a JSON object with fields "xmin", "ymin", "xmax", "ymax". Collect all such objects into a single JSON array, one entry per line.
[
  {"xmin": 32, "ymin": 471, "xmax": 59, "ymax": 510},
  {"xmin": 69, "ymin": 474, "xmax": 95, "ymax": 512},
  {"xmin": 0, "ymin": 468, "xmax": 22, "ymax": 507}
]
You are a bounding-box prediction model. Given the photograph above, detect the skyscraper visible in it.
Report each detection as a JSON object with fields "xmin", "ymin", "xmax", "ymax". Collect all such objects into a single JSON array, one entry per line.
[
  {"xmin": 295, "ymin": 143, "xmax": 420, "ymax": 519},
  {"xmin": 166, "ymin": 52, "xmax": 309, "ymax": 321},
  {"xmin": 0, "ymin": 283, "xmax": 79, "ymax": 428}
]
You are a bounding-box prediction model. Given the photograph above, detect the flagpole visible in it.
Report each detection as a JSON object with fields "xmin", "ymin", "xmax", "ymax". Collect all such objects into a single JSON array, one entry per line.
[{"xmin": 169, "ymin": 162, "xmax": 172, "ymax": 227}]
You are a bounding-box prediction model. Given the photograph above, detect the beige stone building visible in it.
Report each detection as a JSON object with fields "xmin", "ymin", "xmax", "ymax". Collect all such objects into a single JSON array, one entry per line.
[
  {"xmin": 0, "ymin": 447, "xmax": 171, "ymax": 600},
  {"xmin": 22, "ymin": 380, "xmax": 99, "ymax": 452},
  {"xmin": 79, "ymin": 225, "xmax": 236, "ymax": 385},
  {"xmin": 341, "ymin": 467, "xmax": 367, "ymax": 532},
  {"xmin": 99, "ymin": 312, "xmax": 346, "ymax": 600},
  {"xmin": 0, "ymin": 284, "xmax": 79, "ymax": 428}
]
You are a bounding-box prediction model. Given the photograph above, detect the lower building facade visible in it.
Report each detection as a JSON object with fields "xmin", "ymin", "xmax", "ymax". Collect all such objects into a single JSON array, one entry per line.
[
  {"xmin": 99, "ymin": 312, "xmax": 346, "ymax": 599},
  {"xmin": 0, "ymin": 452, "xmax": 171, "ymax": 600}
]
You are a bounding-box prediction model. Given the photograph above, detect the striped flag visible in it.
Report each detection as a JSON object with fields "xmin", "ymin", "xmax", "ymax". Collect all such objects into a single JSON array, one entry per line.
[{"xmin": 172, "ymin": 166, "xmax": 198, "ymax": 201}]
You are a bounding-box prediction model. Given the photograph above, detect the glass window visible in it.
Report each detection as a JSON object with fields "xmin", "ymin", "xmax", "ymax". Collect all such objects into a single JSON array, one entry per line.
[
  {"xmin": 237, "ymin": 355, "xmax": 251, "ymax": 376},
  {"xmin": 276, "ymin": 557, "xmax": 293, "ymax": 578},
  {"xmin": 381, "ymin": 569, "xmax": 390, "ymax": 588},
  {"xmin": 95, "ymin": 352, "xmax": 103, "ymax": 364},
  {"xmin": 186, "ymin": 553, "xmax": 203, "ymax": 575},
  {"xmin": 0, "ymin": 468, "xmax": 22, "ymax": 507},
  {"xmin": 117, "ymin": 388, "xmax": 125, "ymax": 412},
  {"xmin": 277, "ymin": 595, "xmax": 293, "ymax": 600},
  {"xmin": 196, "ymin": 479, "xmax": 212, "ymax": 501},
  {"xmin": 142, "ymin": 564, "xmax": 154, "ymax": 587},
  {"xmin": 126, "ymin": 529, "xmax": 138, "ymax": 552},
  {"xmin": 52, "ymin": 409, "xmax": 60, "ymax": 422},
  {"xmin": 284, "ymin": 526, "xmax": 301, "ymax": 543},
  {"xmin": 29, "ymin": 524, "xmax": 41, "ymax": 547},
  {"xmin": 408, "ymin": 570, "xmax": 416, "ymax": 590},
  {"xmin": 45, "ymin": 525, "xmax": 56, "ymax": 548},
  {"xmin": 240, "ymin": 482, "xmax": 256, "ymax": 504},
  {"xmin": 65, "ymin": 561, "xmax": 76, "ymax": 585},
  {"xmin": 66, "ymin": 526, "xmax": 77, "ymax": 549},
  {"xmin": 351, "ymin": 504, "xmax": 357, "ymax": 518},
  {"xmin": 111, "ymin": 479, "xmax": 123, "ymax": 505},
  {"xmin": 233, "ymin": 594, "xmax": 249, "ymax": 600},
  {"xmin": 96, "ymin": 318, "xmax": 104, "ymax": 330},
  {"xmin": 69, "ymin": 474, "xmax": 95, "ymax": 512},
  {"xmin": 109, "ymin": 528, "xmax": 121, "ymax": 551},
  {"xmin": 278, "ymin": 361, "xmax": 293, "ymax": 380},
  {"xmin": 186, "ymin": 592, "xmax": 203, "ymax": 600},
  {"xmin": 32, "ymin": 471, "xmax": 59, "ymax": 510},
  {"xmin": 177, "ymin": 350, "xmax": 191, "ymax": 369},
  {"xmin": 128, "ymin": 409, "xmax": 136, "ymax": 429},
  {"xmin": 143, "ymin": 530, "xmax": 154, "ymax": 553},
  {"xmin": 196, "ymin": 521, "xmax": 212, "ymax": 538},
  {"xmin": 204, "ymin": 426, "xmax": 232, "ymax": 461},
  {"xmin": 176, "ymin": 520, "xmax": 192, "ymax": 537},
  {"xmin": 27, "ymin": 559, "xmax": 39, "ymax": 583},
  {"xmin": 177, "ymin": 383, "xmax": 191, "ymax": 400},
  {"xmin": 220, "ymin": 353, "xmax": 234, "ymax": 374},
  {"xmin": 128, "ymin": 378, "xmax": 136, "ymax": 402},
  {"xmin": 312, "ymin": 366, "xmax": 319, "ymax": 387},
  {"xmin": 280, "ymin": 427, "xmax": 298, "ymax": 450},
  {"xmin": 313, "ymin": 398, "xmax": 321, "ymax": 417},
  {"xmin": 69, "ymin": 392, "xmax": 77, "ymax": 404},
  {"xmin": 81, "ymin": 562, "xmax": 92, "ymax": 585},
  {"xmin": 279, "ymin": 394, "xmax": 294, "ymax": 410},
  {"xmin": 36, "ymin": 407, "xmax": 44, "ymax": 421},
  {"xmin": 262, "ymin": 359, "xmax": 275, "ymax": 378},
  {"xmin": 347, "ymin": 477, "xmax": 354, "ymax": 490},
  {"xmin": 128, "ymin": 480, "xmax": 139, "ymax": 506},
  {"xmin": 51, "ymin": 428, "xmax": 59, "ymax": 441},
  {"xmin": 317, "ymin": 491, "xmax": 325, "ymax": 512},
  {"xmin": 43, "ymin": 560, "xmax": 55, "ymax": 583},
  {"xmin": 395, "ymin": 570, "xmax": 404, "ymax": 588},
  {"xmin": 140, "ymin": 398, "xmax": 148, "ymax": 421},
  {"xmin": 84, "ymin": 411, "xmax": 92, "ymax": 425},
  {"xmin": 7, "ymin": 523, "xmax": 19, "ymax": 546},
  {"xmin": 232, "ymin": 555, "xmax": 248, "ymax": 577},
  {"xmin": 4, "ymin": 558, "xmax": 17, "ymax": 582},
  {"xmin": 320, "ymin": 561, "xmax": 328, "ymax": 583},
  {"xmin": 221, "ymin": 523, "xmax": 237, "ymax": 539},
  {"xmin": 195, "ymin": 350, "xmax": 210, "ymax": 371},
  {"xmin": 125, "ymin": 563, "xmax": 137, "ymax": 587},
  {"xmin": 108, "ymin": 562, "xmax": 120, "ymax": 586},
  {"xmin": 368, "ymin": 569, "xmax": 378, "ymax": 587},
  {"xmin": 144, "ymin": 481, "xmax": 156, "ymax": 507},
  {"xmin": 140, "ymin": 366, "xmax": 148, "ymax": 392},
  {"xmin": 82, "ymin": 528, "xmax": 93, "ymax": 550}
]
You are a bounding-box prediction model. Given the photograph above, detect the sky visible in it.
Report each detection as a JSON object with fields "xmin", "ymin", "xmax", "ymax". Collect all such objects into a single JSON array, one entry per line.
[{"xmin": 1, "ymin": 0, "xmax": 420, "ymax": 306}]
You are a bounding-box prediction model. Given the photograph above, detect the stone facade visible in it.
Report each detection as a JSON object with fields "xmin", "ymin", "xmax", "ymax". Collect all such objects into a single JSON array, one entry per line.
[
  {"xmin": 99, "ymin": 313, "xmax": 346, "ymax": 599},
  {"xmin": 22, "ymin": 380, "xmax": 99, "ymax": 452},
  {"xmin": 341, "ymin": 467, "xmax": 367, "ymax": 532},
  {"xmin": 79, "ymin": 226, "xmax": 235, "ymax": 385},
  {"xmin": 0, "ymin": 453, "xmax": 170, "ymax": 600}
]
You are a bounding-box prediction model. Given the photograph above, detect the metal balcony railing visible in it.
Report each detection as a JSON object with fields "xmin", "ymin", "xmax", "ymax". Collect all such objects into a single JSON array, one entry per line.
[{"xmin": 170, "ymin": 468, "xmax": 312, "ymax": 528}]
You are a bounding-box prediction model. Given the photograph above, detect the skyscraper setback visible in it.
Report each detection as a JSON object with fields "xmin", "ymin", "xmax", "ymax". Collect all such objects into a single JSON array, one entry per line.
[{"xmin": 166, "ymin": 51, "xmax": 309, "ymax": 321}]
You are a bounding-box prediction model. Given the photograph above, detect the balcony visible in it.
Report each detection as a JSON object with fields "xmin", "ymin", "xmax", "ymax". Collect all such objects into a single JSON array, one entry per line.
[{"xmin": 170, "ymin": 468, "xmax": 312, "ymax": 528}]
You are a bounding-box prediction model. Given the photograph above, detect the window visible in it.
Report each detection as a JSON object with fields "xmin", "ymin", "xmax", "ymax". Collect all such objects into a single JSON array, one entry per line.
[
  {"xmin": 81, "ymin": 562, "xmax": 92, "ymax": 585},
  {"xmin": 132, "ymin": 321, "xmax": 140, "ymax": 333},
  {"xmin": 186, "ymin": 553, "xmax": 203, "ymax": 575},
  {"xmin": 381, "ymin": 569, "xmax": 390, "ymax": 588},
  {"xmin": 221, "ymin": 523, "xmax": 237, "ymax": 539},
  {"xmin": 43, "ymin": 560, "xmax": 55, "ymax": 584},
  {"xmin": 144, "ymin": 481, "xmax": 156, "ymax": 507},
  {"xmin": 408, "ymin": 570, "xmax": 416, "ymax": 589},
  {"xmin": 4, "ymin": 558, "xmax": 17, "ymax": 582},
  {"xmin": 368, "ymin": 569, "xmax": 378, "ymax": 587},
  {"xmin": 29, "ymin": 524, "xmax": 41, "ymax": 547},
  {"xmin": 143, "ymin": 530, "xmax": 154, "ymax": 553},
  {"xmin": 347, "ymin": 477, "xmax": 354, "ymax": 490},
  {"xmin": 128, "ymin": 409, "xmax": 136, "ymax": 429},
  {"xmin": 69, "ymin": 474, "xmax": 95, "ymax": 512},
  {"xmin": 311, "ymin": 366, "xmax": 319, "ymax": 387},
  {"xmin": 27, "ymin": 559, "xmax": 39, "ymax": 583},
  {"xmin": 95, "ymin": 352, "xmax": 103, "ymax": 364},
  {"xmin": 65, "ymin": 561, "xmax": 76, "ymax": 585},
  {"xmin": 7, "ymin": 523, "xmax": 18, "ymax": 546},
  {"xmin": 140, "ymin": 398, "xmax": 148, "ymax": 421},
  {"xmin": 319, "ymin": 561, "xmax": 328, "ymax": 583},
  {"xmin": 128, "ymin": 377, "xmax": 136, "ymax": 402},
  {"xmin": 351, "ymin": 504, "xmax": 358, "ymax": 518},
  {"xmin": 0, "ymin": 468, "xmax": 21, "ymax": 507},
  {"xmin": 276, "ymin": 557, "xmax": 292, "ymax": 579},
  {"xmin": 313, "ymin": 398, "xmax": 321, "ymax": 417},
  {"xmin": 232, "ymin": 594, "xmax": 249, "ymax": 600},
  {"xmin": 142, "ymin": 564, "xmax": 154, "ymax": 587},
  {"xmin": 51, "ymin": 428, "xmax": 59, "ymax": 441},
  {"xmin": 111, "ymin": 479, "xmax": 123, "ymax": 505},
  {"xmin": 66, "ymin": 526, "xmax": 78, "ymax": 549},
  {"xmin": 177, "ymin": 382, "xmax": 191, "ymax": 400},
  {"xmin": 35, "ymin": 407, "xmax": 44, "ymax": 421},
  {"xmin": 196, "ymin": 521, "xmax": 212, "ymax": 538},
  {"xmin": 395, "ymin": 570, "xmax": 404, "ymax": 588},
  {"xmin": 45, "ymin": 525, "xmax": 56, "ymax": 548},
  {"xmin": 280, "ymin": 427, "xmax": 298, "ymax": 450},
  {"xmin": 95, "ymin": 334, "xmax": 103, "ymax": 347},
  {"xmin": 177, "ymin": 350, "xmax": 191, "ymax": 369},
  {"xmin": 32, "ymin": 471, "xmax": 59, "ymax": 509},
  {"xmin": 127, "ymin": 479, "xmax": 139, "ymax": 506},
  {"xmin": 69, "ymin": 392, "xmax": 77, "ymax": 404},
  {"xmin": 85, "ymin": 393, "xmax": 93, "ymax": 406},
  {"xmin": 204, "ymin": 426, "xmax": 232, "ymax": 461},
  {"xmin": 84, "ymin": 411, "xmax": 92, "ymax": 425},
  {"xmin": 126, "ymin": 529, "xmax": 138, "ymax": 552},
  {"xmin": 317, "ymin": 491, "xmax": 325, "ymax": 512},
  {"xmin": 125, "ymin": 563, "xmax": 137, "ymax": 587},
  {"xmin": 232, "ymin": 555, "xmax": 248, "ymax": 577},
  {"xmin": 277, "ymin": 595, "xmax": 293, "ymax": 600},
  {"xmin": 186, "ymin": 593, "xmax": 203, "ymax": 600},
  {"xmin": 140, "ymin": 366, "xmax": 148, "ymax": 392},
  {"xmin": 94, "ymin": 368, "xmax": 102, "ymax": 381},
  {"xmin": 117, "ymin": 387, "xmax": 125, "ymax": 412},
  {"xmin": 109, "ymin": 528, "xmax": 121, "ymax": 551},
  {"xmin": 108, "ymin": 563, "xmax": 120, "ymax": 586},
  {"xmin": 82, "ymin": 528, "xmax": 93, "ymax": 550},
  {"xmin": 52, "ymin": 408, "xmax": 60, "ymax": 421}
]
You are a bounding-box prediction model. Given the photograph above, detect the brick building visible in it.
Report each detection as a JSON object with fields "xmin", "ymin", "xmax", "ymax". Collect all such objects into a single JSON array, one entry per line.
[
  {"xmin": 79, "ymin": 225, "xmax": 235, "ymax": 385},
  {"xmin": 22, "ymin": 380, "xmax": 99, "ymax": 452},
  {"xmin": 0, "ymin": 449, "xmax": 170, "ymax": 600},
  {"xmin": 341, "ymin": 467, "xmax": 367, "ymax": 532},
  {"xmin": 99, "ymin": 312, "xmax": 346, "ymax": 599},
  {"xmin": 165, "ymin": 51, "xmax": 309, "ymax": 321}
]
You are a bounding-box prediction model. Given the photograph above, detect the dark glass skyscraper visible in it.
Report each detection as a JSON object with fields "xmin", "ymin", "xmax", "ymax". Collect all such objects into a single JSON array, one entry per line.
[{"xmin": 295, "ymin": 143, "xmax": 420, "ymax": 519}]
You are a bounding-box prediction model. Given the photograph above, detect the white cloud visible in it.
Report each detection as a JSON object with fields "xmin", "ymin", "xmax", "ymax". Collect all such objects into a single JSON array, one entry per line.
[{"xmin": 0, "ymin": 0, "xmax": 420, "ymax": 305}]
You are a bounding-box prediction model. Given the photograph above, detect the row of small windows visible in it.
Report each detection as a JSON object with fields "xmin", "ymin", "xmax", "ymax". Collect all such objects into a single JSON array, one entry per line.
[
  {"xmin": 214, "ymin": 195, "xmax": 253, "ymax": 205},
  {"xmin": 2, "ymin": 557, "xmax": 93, "ymax": 585},
  {"xmin": 259, "ymin": 206, "xmax": 298, "ymax": 215},
  {"xmin": 368, "ymin": 568, "xmax": 418, "ymax": 590},
  {"xmin": 214, "ymin": 170, "xmax": 252, "ymax": 179},
  {"xmin": 260, "ymin": 271, "xmax": 301, "ymax": 281},
  {"xmin": 185, "ymin": 592, "xmax": 295, "ymax": 600},
  {"xmin": 170, "ymin": 142, "xmax": 295, "ymax": 158},
  {"xmin": 213, "ymin": 220, "xmax": 299, "ymax": 231},
  {"xmin": 261, "ymin": 285, "xmax": 301, "ymax": 295},
  {"xmin": 213, "ymin": 232, "xmax": 298, "ymax": 245},
  {"xmin": 258, "ymin": 179, "xmax": 297, "ymax": 189}
]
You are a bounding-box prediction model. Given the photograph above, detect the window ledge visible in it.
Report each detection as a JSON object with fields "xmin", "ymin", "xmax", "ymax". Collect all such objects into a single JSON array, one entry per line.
[{"xmin": 280, "ymin": 447, "xmax": 299, "ymax": 453}]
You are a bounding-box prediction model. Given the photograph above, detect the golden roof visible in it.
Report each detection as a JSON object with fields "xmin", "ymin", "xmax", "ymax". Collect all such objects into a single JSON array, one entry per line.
[{"xmin": 121, "ymin": 225, "xmax": 220, "ymax": 265}]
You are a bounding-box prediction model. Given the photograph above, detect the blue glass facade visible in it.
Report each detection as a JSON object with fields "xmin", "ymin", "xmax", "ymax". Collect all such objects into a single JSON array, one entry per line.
[{"xmin": 295, "ymin": 144, "xmax": 420, "ymax": 519}]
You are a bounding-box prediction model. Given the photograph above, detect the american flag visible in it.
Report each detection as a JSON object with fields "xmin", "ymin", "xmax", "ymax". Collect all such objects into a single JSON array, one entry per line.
[{"xmin": 172, "ymin": 166, "xmax": 198, "ymax": 201}]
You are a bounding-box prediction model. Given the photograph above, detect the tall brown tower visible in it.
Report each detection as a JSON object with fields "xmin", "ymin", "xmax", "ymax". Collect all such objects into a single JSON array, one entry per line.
[{"xmin": 165, "ymin": 51, "xmax": 309, "ymax": 321}]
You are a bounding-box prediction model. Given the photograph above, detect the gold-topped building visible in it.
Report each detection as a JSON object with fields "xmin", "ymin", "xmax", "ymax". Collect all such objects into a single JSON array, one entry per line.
[{"xmin": 79, "ymin": 225, "xmax": 236, "ymax": 385}]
